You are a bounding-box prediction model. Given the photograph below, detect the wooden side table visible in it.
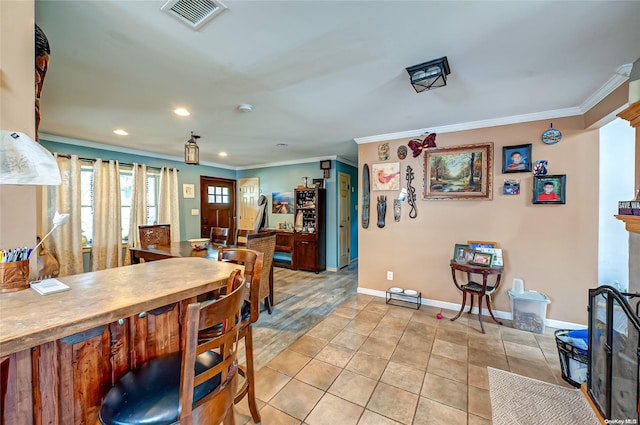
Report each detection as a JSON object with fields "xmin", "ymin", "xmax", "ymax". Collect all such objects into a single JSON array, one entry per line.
[{"xmin": 449, "ymin": 260, "xmax": 504, "ymax": 333}]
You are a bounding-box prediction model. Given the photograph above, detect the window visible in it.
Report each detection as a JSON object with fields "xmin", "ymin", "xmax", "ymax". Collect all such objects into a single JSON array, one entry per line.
[
  {"xmin": 207, "ymin": 185, "xmax": 230, "ymax": 204},
  {"xmin": 80, "ymin": 166, "xmax": 160, "ymax": 245}
]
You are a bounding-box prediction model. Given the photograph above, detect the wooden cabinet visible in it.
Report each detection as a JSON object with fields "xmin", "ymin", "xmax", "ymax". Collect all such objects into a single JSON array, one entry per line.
[{"xmin": 294, "ymin": 188, "xmax": 326, "ymax": 273}]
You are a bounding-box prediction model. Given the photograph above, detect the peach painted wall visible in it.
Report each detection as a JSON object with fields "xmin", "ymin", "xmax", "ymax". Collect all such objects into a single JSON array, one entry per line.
[
  {"xmin": 0, "ymin": 1, "xmax": 37, "ymax": 252},
  {"xmin": 357, "ymin": 116, "xmax": 598, "ymax": 325}
]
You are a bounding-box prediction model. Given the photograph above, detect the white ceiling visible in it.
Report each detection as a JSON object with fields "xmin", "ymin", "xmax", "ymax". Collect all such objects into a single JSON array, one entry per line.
[{"xmin": 35, "ymin": 1, "xmax": 640, "ymax": 169}]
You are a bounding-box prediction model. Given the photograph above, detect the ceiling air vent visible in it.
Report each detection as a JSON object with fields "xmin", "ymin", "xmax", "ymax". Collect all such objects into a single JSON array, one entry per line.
[{"xmin": 160, "ymin": 0, "xmax": 228, "ymax": 31}]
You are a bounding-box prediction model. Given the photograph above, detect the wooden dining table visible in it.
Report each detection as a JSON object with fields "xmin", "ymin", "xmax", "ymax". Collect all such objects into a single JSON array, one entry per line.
[{"xmin": 129, "ymin": 240, "xmax": 222, "ymax": 263}]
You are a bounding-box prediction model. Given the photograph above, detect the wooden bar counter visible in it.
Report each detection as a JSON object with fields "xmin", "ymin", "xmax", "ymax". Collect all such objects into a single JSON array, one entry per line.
[{"xmin": 0, "ymin": 257, "xmax": 240, "ymax": 424}]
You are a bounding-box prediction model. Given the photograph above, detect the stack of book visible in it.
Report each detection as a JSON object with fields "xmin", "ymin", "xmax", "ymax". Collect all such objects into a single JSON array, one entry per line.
[{"xmin": 618, "ymin": 200, "xmax": 640, "ymax": 216}]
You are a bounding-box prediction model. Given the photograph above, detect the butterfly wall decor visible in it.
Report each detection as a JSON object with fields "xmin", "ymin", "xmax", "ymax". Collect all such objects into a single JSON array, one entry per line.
[{"xmin": 408, "ymin": 132, "xmax": 437, "ymax": 157}]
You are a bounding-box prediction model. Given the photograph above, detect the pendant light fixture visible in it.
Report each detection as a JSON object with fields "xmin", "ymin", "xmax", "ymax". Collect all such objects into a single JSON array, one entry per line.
[{"xmin": 184, "ymin": 131, "xmax": 200, "ymax": 165}]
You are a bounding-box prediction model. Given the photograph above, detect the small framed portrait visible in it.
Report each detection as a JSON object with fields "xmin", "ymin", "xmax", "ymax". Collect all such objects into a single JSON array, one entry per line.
[
  {"xmin": 182, "ymin": 183, "xmax": 195, "ymax": 199},
  {"xmin": 312, "ymin": 178, "xmax": 324, "ymax": 189},
  {"xmin": 502, "ymin": 144, "xmax": 532, "ymax": 173},
  {"xmin": 533, "ymin": 174, "xmax": 566, "ymax": 204},
  {"xmin": 469, "ymin": 251, "xmax": 493, "ymax": 267},
  {"xmin": 452, "ymin": 243, "xmax": 470, "ymax": 263}
]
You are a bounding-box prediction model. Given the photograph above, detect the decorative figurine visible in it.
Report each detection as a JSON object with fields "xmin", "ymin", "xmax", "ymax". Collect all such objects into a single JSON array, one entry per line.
[
  {"xmin": 406, "ymin": 165, "xmax": 417, "ymax": 218},
  {"xmin": 408, "ymin": 132, "xmax": 436, "ymax": 158},
  {"xmin": 397, "ymin": 145, "xmax": 408, "ymax": 160},
  {"xmin": 533, "ymin": 160, "xmax": 548, "ymax": 176},
  {"xmin": 393, "ymin": 199, "xmax": 401, "ymax": 222},
  {"xmin": 361, "ymin": 164, "xmax": 370, "ymax": 229},
  {"xmin": 377, "ymin": 195, "xmax": 387, "ymax": 228},
  {"xmin": 378, "ymin": 142, "xmax": 390, "ymax": 161}
]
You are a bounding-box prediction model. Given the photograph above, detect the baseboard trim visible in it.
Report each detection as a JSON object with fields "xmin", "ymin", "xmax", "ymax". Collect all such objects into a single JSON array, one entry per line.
[{"xmin": 356, "ymin": 287, "xmax": 586, "ymax": 330}]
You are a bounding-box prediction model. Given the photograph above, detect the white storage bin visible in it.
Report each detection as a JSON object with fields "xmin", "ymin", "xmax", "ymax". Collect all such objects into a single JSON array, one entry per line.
[{"xmin": 508, "ymin": 290, "xmax": 551, "ymax": 334}]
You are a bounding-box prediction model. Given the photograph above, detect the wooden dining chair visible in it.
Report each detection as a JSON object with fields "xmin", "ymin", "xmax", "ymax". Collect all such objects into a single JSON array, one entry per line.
[
  {"xmin": 210, "ymin": 247, "xmax": 264, "ymax": 424},
  {"xmin": 235, "ymin": 229, "xmax": 250, "ymax": 247},
  {"xmin": 246, "ymin": 230, "xmax": 276, "ymax": 313},
  {"xmin": 138, "ymin": 224, "xmax": 171, "ymax": 246},
  {"xmin": 98, "ymin": 269, "xmax": 246, "ymax": 425},
  {"xmin": 210, "ymin": 227, "xmax": 230, "ymax": 246}
]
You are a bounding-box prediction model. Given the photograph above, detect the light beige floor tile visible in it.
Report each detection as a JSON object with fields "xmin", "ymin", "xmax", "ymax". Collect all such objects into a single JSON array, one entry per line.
[
  {"xmin": 431, "ymin": 339, "xmax": 468, "ymax": 363},
  {"xmin": 357, "ymin": 409, "xmax": 402, "ymax": 425},
  {"xmin": 508, "ymin": 356, "xmax": 557, "ymax": 383},
  {"xmin": 435, "ymin": 327, "xmax": 468, "ymax": 345},
  {"xmin": 468, "ymin": 364, "xmax": 489, "ymax": 389},
  {"xmin": 403, "ymin": 321, "xmax": 437, "ymax": 339},
  {"xmin": 369, "ymin": 325, "xmax": 404, "ymax": 344},
  {"xmin": 359, "ymin": 336, "xmax": 398, "ymax": 359},
  {"xmin": 412, "ymin": 396, "xmax": 467, "ymax": 425},
  {"xmin": 267, "ymin": 349, "xmax": 313, "ymax": 377},
  {"xmin": 427, "ymin": 354, "xmax": 467, "ymax": 383},
  {"xmin": 385, "ymin": 306, "xmax": 415, "ymax": 320},
  {"xmin": 345, "ymin": 351, "xmax": 389, "ymax": 380},
  {"xmin": 331, "ymin": 329, "xmax": 368, "ymax": 350},
  {"xmin": 328, "ymin": 369, "xmax": 378, "ymax": 406},
  {"xmin": 468, "ymin": 385, "xmax": 492, "ymax": 420},
  {"xmin": 332, "ymin": 305, "xmax": 360, "ymax": 319},
  {"xmin": 363, "ymin": 302, "xmax": 390, "ymax": 315},
  {"xmin": 257, "ymin": 404, "xmax": 302, "ymax": 425},
  {"xmin": 389, "ymin": 343, "xmax": 430, "ymax": 371},
  {"xmin": 314, "ymin": 343, "xmax": 355, "ymax": 368},
  {"xmin": 255, "ymin": 367, "xmax": 291, "ymax": 403},
  {"xmin": 234, "ymin": 396, "xmax": 266, "ymax": 425},
  {"xmin": 344, "ymin": 318, "xmax": 379, "ymax": 336},
  {"xmin": 503, "ymin": 340, "xmax": 546, "ymax": 362},
  {"xmin": 306, "ymin": 322, "xmax": 344, "ymax": 341},
  {"xmin": 367, "ymin": 382, "xmax": 419, "ymax": 425},
  {"xmin": 295, "ymin": 358, "xmax": 342, "ymax": 390},
  {"xmin": 269, "ymin": 379, "xmax": 324, "ymax": 420},
  {"xmin": 421, "ymin": 372, "xmax": 467, "ymax": 411},
  {"xmin": 500, "ymin": 326, "xmax": 539, "ymax": 347},
  {"xmin": 305, "ymin": 393, "xmax": 364, "ymax": 425},
  {"xmin": 288, "ymin": 335, "xmax": 329, "ymax": 357},
  {"xmin": 468, "ymin": 347, "xmax": 509, "ymax": 370},
  {"xmin": 321, "ymin": 315, "xmax": 352, "ymax": 330},
  {"xmin": 468, "ymin": 413, "xmax": 492, "ymax": 425},
  {"xmin": 380, "ymin": 361, "xmax": 425, "ymax": 394},
  {"xmin": 354, "ymin": 310, "xmax": 385, "ymax": 323}
]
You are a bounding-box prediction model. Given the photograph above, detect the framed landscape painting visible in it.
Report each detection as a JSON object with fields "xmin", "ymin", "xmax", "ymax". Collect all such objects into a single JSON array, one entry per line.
[{"xmin": 422, "ymin": 142, "xmax": 493, "ymax": 200}]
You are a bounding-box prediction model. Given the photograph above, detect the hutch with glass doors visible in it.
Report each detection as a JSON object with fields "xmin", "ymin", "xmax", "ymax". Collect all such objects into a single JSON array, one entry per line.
[{"xmin": 293, "ymin": 187, "xmax": 326, "ymax": 273}]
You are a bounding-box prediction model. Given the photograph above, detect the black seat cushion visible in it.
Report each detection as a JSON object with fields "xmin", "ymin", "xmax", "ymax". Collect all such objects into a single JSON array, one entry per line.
[{"xmin": 99, "ymin": 351, "xmax": 221, "ymax": 425}]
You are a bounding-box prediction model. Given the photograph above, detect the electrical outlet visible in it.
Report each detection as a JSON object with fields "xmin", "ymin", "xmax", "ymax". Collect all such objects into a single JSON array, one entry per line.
[{"xmin": 387, "ymin": 271, "xmax": 393, "ymax": 281}]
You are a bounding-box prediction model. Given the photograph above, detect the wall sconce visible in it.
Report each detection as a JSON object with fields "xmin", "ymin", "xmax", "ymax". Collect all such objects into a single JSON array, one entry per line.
[
  {"xmin": 184, "ymin": 131, "xmax": 200, "ymax": 165},
  {"xmin": 405, "ymin": 56, "xmax": 450, "ymax": 93},
  {"xmin": 0, "ymin": 130, "xmax": 61, "ymax": 185}
]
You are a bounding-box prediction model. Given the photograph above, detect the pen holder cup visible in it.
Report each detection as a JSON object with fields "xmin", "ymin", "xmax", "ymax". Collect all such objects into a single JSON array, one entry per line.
[{"xmin": 0, "ymin": 260, "xmax": 30, "ymax": 292}]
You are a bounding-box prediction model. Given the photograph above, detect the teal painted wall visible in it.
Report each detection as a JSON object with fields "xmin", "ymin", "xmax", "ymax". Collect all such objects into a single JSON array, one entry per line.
[{"xmin": 41, "ymin": 140, "xmax": 357, "ymax": 271}]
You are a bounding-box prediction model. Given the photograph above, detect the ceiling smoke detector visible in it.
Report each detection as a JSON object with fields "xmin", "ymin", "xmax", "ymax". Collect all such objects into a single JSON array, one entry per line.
[
  {"xmin": 161, "ymin": 0, "xmax": 228, "ymax": 31},
  {"xmin": 237, "ymin": 104, "xmax": 253, "ymax": 112}
]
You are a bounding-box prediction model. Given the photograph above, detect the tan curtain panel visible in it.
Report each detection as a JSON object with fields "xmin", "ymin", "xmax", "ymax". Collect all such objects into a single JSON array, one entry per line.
[
  {"xmin": 91, "ymin": 159, "xmax": 122, "ymax": 271},
  {"xmin": 158, "ymin": 167, "xmax": 180, "ymax": 242},
  {"xmin": 124, "ymin": 163, "xmax": 147, "ymax": 266},
  {"xmin": 47, "ymin": 154, "xmax": 83, "ymax": 276}
]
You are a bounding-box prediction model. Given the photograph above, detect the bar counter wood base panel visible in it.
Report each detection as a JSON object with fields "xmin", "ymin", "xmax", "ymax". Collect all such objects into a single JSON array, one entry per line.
[{"xmin": 0, "ymin": 258, "xmax": 239, "ymax": 425}]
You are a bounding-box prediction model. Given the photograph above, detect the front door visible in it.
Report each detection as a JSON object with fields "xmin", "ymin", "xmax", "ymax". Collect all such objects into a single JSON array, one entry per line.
[{"xmin": 200, "ymin": 176, "xmax": 236, "ymax": 241}]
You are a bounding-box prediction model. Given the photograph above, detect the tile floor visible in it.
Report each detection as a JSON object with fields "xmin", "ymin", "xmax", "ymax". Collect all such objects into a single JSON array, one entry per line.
[{"xmin": 234, "ymin": 293, "xmax": 571, "ymax": 425}]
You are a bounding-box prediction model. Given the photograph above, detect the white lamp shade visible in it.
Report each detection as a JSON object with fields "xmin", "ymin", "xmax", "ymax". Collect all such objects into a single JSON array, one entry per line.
[{"xmin": 0, "ymin": 130, "xmax": 61, "ymax": 185}]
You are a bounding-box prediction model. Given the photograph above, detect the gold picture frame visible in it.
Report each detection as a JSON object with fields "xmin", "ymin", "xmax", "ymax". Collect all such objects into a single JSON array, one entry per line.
[{"xmin": 422, "ymin": 142, "xmax": 493, "ymax": 200}]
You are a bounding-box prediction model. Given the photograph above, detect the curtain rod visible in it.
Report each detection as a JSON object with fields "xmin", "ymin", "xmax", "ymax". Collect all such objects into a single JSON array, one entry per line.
[{"xmin": 54, "ymin": 153, "xmax": 179, "ymax": 172}]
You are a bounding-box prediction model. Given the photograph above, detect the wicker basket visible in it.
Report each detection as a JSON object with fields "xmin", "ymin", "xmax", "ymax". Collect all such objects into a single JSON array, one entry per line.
[{"xmin": 0, "ymin": 260, "xmax": 30, "ymax": 292}]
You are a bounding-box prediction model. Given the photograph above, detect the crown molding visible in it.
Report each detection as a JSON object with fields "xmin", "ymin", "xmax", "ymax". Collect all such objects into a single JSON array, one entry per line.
[
  {"xmin": 353, "ymin": 107, "xmax": 581, "ymax": 144},
  {"xmin": 580, "ymin": 63, "xmax": 632, "ymax": 112}
]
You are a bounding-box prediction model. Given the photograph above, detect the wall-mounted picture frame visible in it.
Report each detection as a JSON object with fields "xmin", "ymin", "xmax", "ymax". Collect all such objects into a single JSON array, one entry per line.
[
  {"xmin": 182, "ymin": 183, "xmax": 195, "ymax": 199},
  {"xmin": 312, "ymin": 178, "xmax": 324, "ymax": 189},
  {"xmin": 372, "ymin": 162, "xmax": 401, "ymax": 191},
  {"xmin": 422, "ymin": 142, "xmax": 493, "ymax": 200},
  {"xmin": 502, "ymin": 143, "xmax": 532, "ymax": 173},
  {"xmin": 469, "ymin": 251, "xmax": 493, "ymax": 267},
  {"xmin": 533, "ymin": 174, "xmax": 566, "ymax": 204},
  {"xmin": 467, "ymin": 240, "xmax": 499, "ymax": 249},
  {"xmin": 272, "ymin": 191, "xmax": 294, "ymax": 214}
]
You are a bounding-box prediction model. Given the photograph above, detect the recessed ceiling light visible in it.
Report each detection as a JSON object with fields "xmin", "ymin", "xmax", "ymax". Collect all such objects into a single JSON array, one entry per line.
[
  {"xmin": 113, "ymin": 129, "xmax": 128, "ymax": 136},
  {"xmin": 276, "ymin": 143, "xmax": 288, "ymax": 147},
  {"xmin": 174, "ymin": 108, "xmax": 190, "ymax": 116},
  {"xmin": 218, "ymin": 152, "xmax": 228, "ymax": 157}
]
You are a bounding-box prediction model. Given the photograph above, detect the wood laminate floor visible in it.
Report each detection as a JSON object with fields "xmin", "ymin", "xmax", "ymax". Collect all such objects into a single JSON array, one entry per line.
[{"xmin": 234, "ymin": 263, "xmax": 573, "ymax": 425}]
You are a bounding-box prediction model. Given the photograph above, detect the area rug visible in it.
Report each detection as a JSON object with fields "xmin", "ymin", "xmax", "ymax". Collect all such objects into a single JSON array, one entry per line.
[{"xmin": 488, "ymin": 367, "xmax": 599, "ymax": 425}]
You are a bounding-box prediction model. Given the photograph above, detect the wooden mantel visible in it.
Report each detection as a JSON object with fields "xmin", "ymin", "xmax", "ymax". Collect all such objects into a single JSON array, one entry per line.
[
  {"xmin": 617, "ymin": 100, "xmax": 640, "ymax": 128},
  {"xmin": 615, "ymin": 214, "xmax": 640, "ymax": 233}
]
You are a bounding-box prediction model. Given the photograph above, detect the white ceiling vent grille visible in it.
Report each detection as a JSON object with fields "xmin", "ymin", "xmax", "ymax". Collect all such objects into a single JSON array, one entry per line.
[{"xmin": 160, "ymin": 0, "xmax": 228, "ymax": 31}]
